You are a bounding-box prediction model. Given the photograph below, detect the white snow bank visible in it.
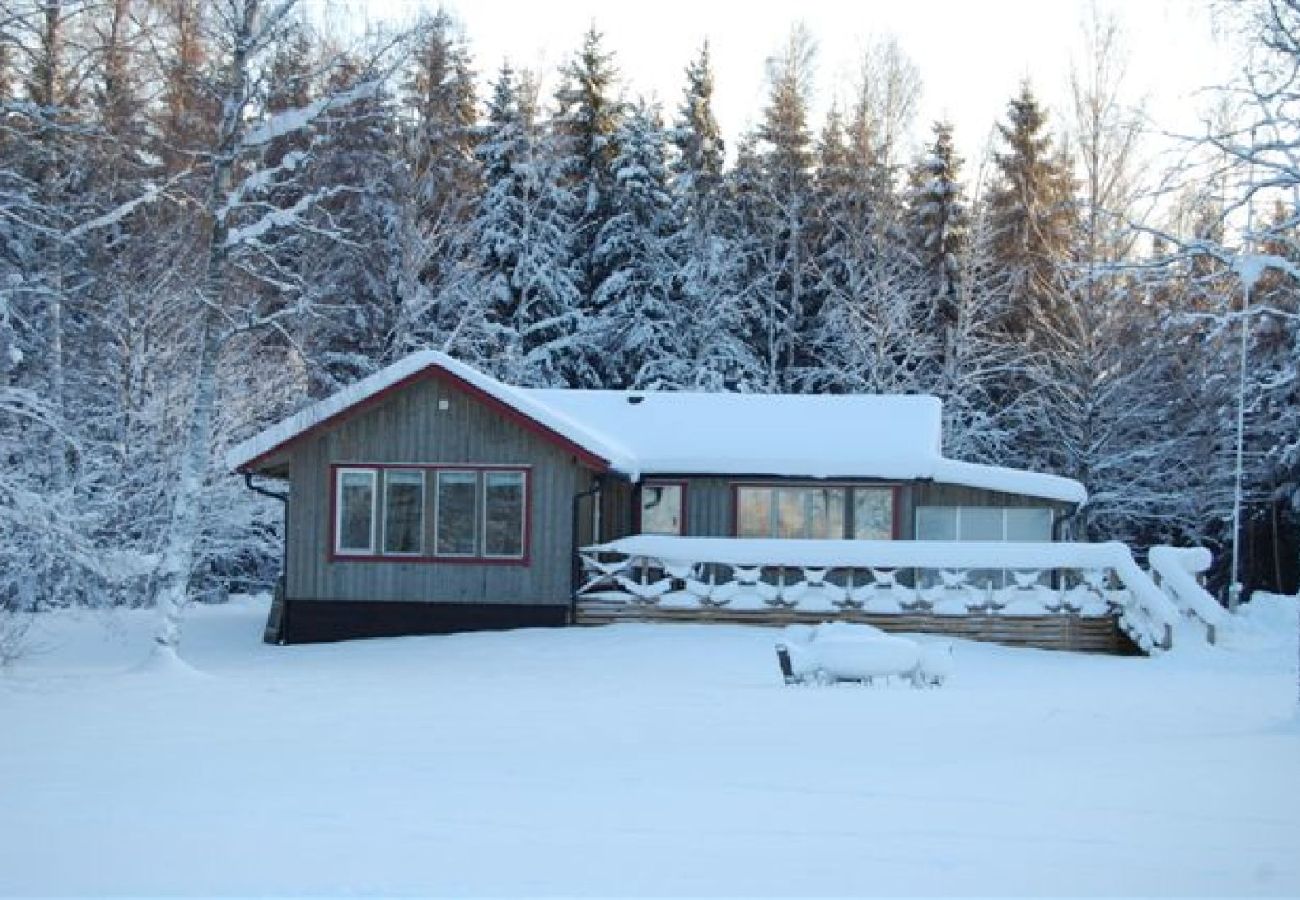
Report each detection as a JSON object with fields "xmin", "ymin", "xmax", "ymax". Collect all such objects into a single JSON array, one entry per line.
[
  {"xmin": 1220, "ymin": 592, "xmax": 1300, "ymax": 652},
  {"xmin": 1149, "ymin": 546, "xmax": 1228, "ymax": 628},
  {"xmin": 3, "ymin": 601, "xmax": 1298, "ymax": 896}
]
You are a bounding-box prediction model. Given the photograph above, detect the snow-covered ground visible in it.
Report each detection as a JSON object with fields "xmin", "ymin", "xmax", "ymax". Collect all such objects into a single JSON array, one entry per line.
[{"xmin": 1, "ymin": 596, "xmax": 1297, "ymax": 897}]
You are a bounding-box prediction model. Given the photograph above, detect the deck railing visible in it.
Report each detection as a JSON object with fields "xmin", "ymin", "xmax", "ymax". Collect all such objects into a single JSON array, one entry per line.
[{"xmin": 578, "ymin": 535, "xmax": 1183, "ymax": 652}]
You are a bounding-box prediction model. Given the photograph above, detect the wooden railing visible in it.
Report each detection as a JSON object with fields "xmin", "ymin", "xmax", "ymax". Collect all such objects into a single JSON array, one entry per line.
[{"xmin": 578, "ymin": 536, "xmax": 1182, "ymax": 653}]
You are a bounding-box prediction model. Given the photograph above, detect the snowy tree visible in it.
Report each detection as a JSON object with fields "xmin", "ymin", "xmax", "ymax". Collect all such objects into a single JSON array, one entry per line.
[
  {"xmin": 139, "ymin": 0, "xmax": 406, "ymax": 656},
  {"xmin": 906, "ymin": 121, "xmax": 968, "ymax": 344},
  {"xmin": 663, "ymin": 42, "xmax": 756, "ymax": 389},
  {"xmin": 739, "ymin": 23, "xmax": 819, "ymax": 390},
  {"xmin": 552, "ymin": 24, "xmax": 624, "ymax": 326},
  {"xmin": 985, "ymin": 82, "xmax": 1077, "ymax": 335},
  {"xmin": 439, "ymin": 62, "xmax": 585, "ymax": 387},
  {"xmin": 592, "ymin": 100, "xmax": 678, "ymax": 388}
]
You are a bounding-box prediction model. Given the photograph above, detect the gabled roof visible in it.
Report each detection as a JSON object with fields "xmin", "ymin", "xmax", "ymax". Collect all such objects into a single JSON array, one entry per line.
[
  {"xmin": 226, "ymin": 352, "xmax": 633, "ymax": 475},
  {"xmin": 227, "ymin": 351, "xmax": 1087, "ymax": 504}
]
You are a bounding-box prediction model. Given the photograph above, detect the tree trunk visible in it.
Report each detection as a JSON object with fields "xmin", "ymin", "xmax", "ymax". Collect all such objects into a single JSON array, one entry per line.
[{"xmin": 152, "ymin": 0, "xmax": 259, "ymax": 653}]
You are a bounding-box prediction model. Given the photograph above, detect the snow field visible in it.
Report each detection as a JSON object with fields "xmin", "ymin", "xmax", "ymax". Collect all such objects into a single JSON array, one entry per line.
[{"xmin": 1, "ymin": 595, "xmax": 1297, "ymax": 896}]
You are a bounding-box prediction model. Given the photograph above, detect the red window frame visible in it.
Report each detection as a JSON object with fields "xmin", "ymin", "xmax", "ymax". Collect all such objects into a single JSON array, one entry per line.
[
  {"xmin": 634, "ymin": 480, "xmax": 689, "ymax": 535},
  {"xmin": 728, "ymin": 481, "xmax": 901, "ymax": 539},
  {"xmin": 328, "ymin": 463, "xmax": 531, "ymax": 566}
]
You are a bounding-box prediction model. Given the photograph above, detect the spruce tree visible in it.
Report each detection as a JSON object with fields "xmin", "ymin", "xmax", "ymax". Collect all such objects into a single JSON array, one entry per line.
[
  {"xmin": 446, "ymin": 63, "xmax": 584, "ymax": 387},
  {"xmin": 592, "ymin": 100, "xmax": 678, "ymax": 388},
  {"xmin": 552, "ymin": 25, "xmax": 624, "ymax": 312},
  {"xmin": 671, "ymin": 41, "xmax": 724, "ymax": 201},
  {"xmin": 985, "ymin": 82, "xmax": 1076, "ymax": 334},
  {"xmin": 906, "ymin": 120, "xmax": 968, "ymax": 340},
  {"xmin": 746, "ymin": 24, "xmax": 817, "ymax": 389}
]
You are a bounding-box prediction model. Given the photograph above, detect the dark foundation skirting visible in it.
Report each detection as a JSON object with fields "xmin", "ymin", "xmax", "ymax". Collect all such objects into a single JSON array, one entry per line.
[{"xmin": 276, "ymin": 598, "xmax": 568, "ymax": 644}]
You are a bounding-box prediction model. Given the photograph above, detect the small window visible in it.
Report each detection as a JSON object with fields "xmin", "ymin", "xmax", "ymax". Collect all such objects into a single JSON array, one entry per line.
[
  {"xmin": 916, "ymin": 506, "xmax": 958, "ymax": 541},
  {"xmin": 383, "ymin": 470, "xmax": 425, "ymax": 554},
  {"xmin": 776, "ymin": 488, "xmax": 808, "ymax": 538},
  {"xmin": 336, "ymin": 469, "xmax": 377, "ymax": 554},
  {"xmin": 484, "ymin": 471, "xmax": 526, "ymax": 558},
  {"xmin": 436, "ymin": 471, "xmax": 477, "ymax": 556},
  {"xmin": 737, "ymin": 487, "xmax": 773, "ymax": 538},
  {"xmin": 640, "ymin": 483, "xmax": 684, "ymax": 535},
  {"xmin": 961, "ymin": 507, "xmax": 1004, "ymax": 542},
  {"xmin": 852, "ymin": 488, "xmax": 893, "ymax": 539},
  {"xmin": 1006, "ymin": 507, "xmax": 1053, "ymax": 541}
]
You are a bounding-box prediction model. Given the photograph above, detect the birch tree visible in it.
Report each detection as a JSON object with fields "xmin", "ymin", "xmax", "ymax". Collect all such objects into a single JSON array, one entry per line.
[{"xmin": 149, "ymin": 0, "xmax": 396, "ymax": 656}]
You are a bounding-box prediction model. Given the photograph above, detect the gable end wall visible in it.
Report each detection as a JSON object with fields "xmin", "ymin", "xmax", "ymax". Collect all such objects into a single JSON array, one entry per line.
[{"xmin": 286, "ymin": 375, "xmax": 589, "ymax": 607}]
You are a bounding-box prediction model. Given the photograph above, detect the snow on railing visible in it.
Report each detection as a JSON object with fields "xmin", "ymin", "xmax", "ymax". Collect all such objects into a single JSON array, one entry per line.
[
  {"xmin": 579, "ymin": 536, "xmax": 1180, "ymax": 652},
  {"xmin": 1148, "ymin": 546, "xmax": 1228, "ymax": 642}
]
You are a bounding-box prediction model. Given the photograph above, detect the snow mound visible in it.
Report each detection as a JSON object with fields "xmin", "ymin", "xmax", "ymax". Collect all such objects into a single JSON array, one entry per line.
[
  {"xmin": 127, "ymin": 643, "xmax": 210, "ymax": 680},
  {"xmin": 778, "ymin": 621, "xmax": 953, "ymax": 685},
  {"xmin": 1219, "ymin": 593, "xmax": 1299, "ymax": 652}
]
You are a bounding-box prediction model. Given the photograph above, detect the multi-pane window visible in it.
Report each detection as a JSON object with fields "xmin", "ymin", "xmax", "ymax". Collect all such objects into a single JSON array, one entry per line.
[
  {"xmin": 736, "ymin": 485, "xmax": 894, "ymax": 540},
  {"xmin": 915, "ymin": 506, "xmax": 1053, "ymax": 542},
  {"xmin": 639, "ymin": 482, "xmax": 685, "ymax": 535},
  {"xmin": 334, "ymin": 466, "xmax": 527, "ymax": 561},
  {"xmin": 336, "ymin": 469, "xmax": 377, "ymax": 554}
]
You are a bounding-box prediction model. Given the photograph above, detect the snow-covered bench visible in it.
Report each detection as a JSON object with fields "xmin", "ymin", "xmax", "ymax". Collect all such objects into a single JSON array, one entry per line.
[{"xmin": 775, "ymin": 622, "xmax": 954, "ymax": 687}]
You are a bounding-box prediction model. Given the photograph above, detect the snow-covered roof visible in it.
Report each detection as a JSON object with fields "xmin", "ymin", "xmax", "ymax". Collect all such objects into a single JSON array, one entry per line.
[{"xmin": 227, "ymin": 351, "xmax": 1086, "ymax": 504}]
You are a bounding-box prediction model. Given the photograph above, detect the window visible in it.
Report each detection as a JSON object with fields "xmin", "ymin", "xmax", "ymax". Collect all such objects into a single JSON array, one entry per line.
[
  {"xmin": 736, "ymin": 485, "xmax": 893, "ymax": 539},
  {"xmin": 484, "ymin": 471, "xmax": 526, "ymax": 558},
  {"xmin": 332, "ymin": 465, "xmax": 529, "ymax": 562},
  {"xmin": 737, "ymin": 487, "xmax": 773, "ymax": 538},
  {"xmin": 639, "ymin": 482, "xmax": 684, "ymax": 535},
  {"xmin": 336, "ymin": 468, "xmax": 377, "ymax": 554},
  {"xmin": 435, "ymin": 471, "xmax": 478, "ymax": 556},
  {"xmin": 1006, "ymin": 507, "xmax": 1053, "ymax": 541},
  {"xmin": 383, "ymin": 470, "xmax": 424, "ymax": 555},
  {"xmin": 916, "ymin": 506, "xmax": 1054, "ymax": 541},
  {"xmin": 852, "ymin": 489, "xmax": 893, "ymax": 540}
]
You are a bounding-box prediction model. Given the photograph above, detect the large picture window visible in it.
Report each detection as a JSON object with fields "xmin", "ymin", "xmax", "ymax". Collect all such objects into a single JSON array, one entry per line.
[
  {"xmin": 639, "ymin": 482, "xmax": 685, "ymax": 535},
  {"xmin": 332, "ymin": 465, "xmax": 528, "ymax": 563},
  {"xmin": 735, "ymin": 485, "xmax": 894, "ymax": 539}
]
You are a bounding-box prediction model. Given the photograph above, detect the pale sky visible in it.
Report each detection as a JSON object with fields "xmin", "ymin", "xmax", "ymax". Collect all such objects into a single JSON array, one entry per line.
[{"xmin": 338, "ymin": 0, "xmax": 1240, "ymax": 176}]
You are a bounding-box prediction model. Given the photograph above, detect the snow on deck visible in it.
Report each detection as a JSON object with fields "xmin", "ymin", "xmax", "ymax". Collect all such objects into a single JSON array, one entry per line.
[
  {"xmin": 1, "ymin": 595, "xmax": 1296, "ymax": 895},
  {"xmin": 227, "ymin": 351, "xmax": 1085, "ymax": 503}
]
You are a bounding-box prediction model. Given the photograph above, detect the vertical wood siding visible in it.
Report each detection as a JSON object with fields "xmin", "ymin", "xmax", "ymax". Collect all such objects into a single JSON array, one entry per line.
[{"xmin": 286, "ymin": 376, "xmax": 592, "ymax": 606}]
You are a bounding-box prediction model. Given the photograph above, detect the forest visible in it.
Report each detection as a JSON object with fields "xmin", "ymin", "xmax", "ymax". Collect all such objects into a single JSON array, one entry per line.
[{"xmin": 1, "ymin": 0, "xmax": 1297, "ymax": 639}]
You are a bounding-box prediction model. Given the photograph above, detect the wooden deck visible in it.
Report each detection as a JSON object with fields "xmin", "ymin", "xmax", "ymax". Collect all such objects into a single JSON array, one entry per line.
[{"xmin": 573, "ymin": 598, "xmax": 1138, "ymax": 654}]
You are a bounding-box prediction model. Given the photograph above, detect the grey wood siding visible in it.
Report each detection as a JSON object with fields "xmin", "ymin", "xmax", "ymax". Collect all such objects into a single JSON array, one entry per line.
[
  {"xmin": 599, "ymin": 478, "xmax": 634, "ymax": 542},
  {"xmin": 285, "ymin": 375, "xmax": 593, "ymax": 606}
]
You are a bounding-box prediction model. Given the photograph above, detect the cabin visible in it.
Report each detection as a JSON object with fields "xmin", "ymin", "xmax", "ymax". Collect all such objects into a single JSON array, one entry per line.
[{"xmin": 229, "ymin": 351, "xmax": 1141, "ymax": 650}]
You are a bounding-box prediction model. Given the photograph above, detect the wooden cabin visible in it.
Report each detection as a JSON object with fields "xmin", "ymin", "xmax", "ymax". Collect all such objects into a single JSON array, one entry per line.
[{"xmin": 229, "ymin": 352, "xmax": 1088, "ymax": 645}]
